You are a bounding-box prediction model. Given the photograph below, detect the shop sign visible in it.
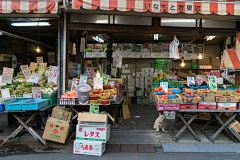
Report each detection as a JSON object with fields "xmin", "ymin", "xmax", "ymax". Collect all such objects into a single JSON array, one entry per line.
[
  {"xmin": 89, "ymin": 103, "xmax": 99, "ymax": 114},
  {"xmin": 208, "ymin": 76, "xmax": 217, "ymax": 91},
  {"xmin": 2, "ymin": 67, "xmax": 14, "ymax": 84},
  {"xmin": 71, "ymin": 78, "xmax": 80, "ymax": 91},
  {"xmin": 206, "ymin": 72, "xmax": 221, "ymax": 77},
  {"xmin": 102, "ymin": 74, "xmax": 109, "ymax": 85},
  {"xmin": 93, "ymin": 77, "xmax": 103, "ymax": 90},
  {"xmin": 39, "ymin": 63, "xmax": 47, "ymax": 70},
  {"xmin": 20, "ymin": 65, "xmax": 30, "ymax": 75},
  {"xmin": 48, "ymin": 66, "xmax": 58, "ymax": 84},
  {"xmin": 0, "ymin": 76, "xmax": 6, "ymax": 86},
  {"xmin": 80, "ymin": 76, "xmax": 87, "ymax": 84},
  {"xmin": 1, "ymin": 88, "xmax": 10, "ymax": 98},
  {"xmin": 29, "ymin": 72, "xmax": 41, "ymax": 83},
  {"xmin": 164, "ymin": 111, "xmax": 176, "ymax": 119},
  {"xmin": 187, "ymin": 77, "xmax": 195, "ymax": 87},
  {"xmin": 36, "ymin": 57, "xmax": 43, "ymax": 64},
  {"xmin": 32, "ymin": 87, "xmax": 41, "ymax": 99},
  {"xmin": 160, "ymin": 82, "xmax": 168, "ymax": 92}
]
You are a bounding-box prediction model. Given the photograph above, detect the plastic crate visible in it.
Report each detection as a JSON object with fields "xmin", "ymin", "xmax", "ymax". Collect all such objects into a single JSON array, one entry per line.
[
  {"xmin": 0, "ymin": 104, "xmax": 4, "ymax": 111},
  {"xmin": 58, "ymin": 97, "xmax": 78, "ymax": 105},
  {"xmin": 48, "ymin": 97, "xmax": 57, "ymax": 105},
  {"xmin": 22, "ymin": 99, "xmax": 48, "ymax": 110},
  {"xmin": 41, "ymin": 92, "xmax": 57, "ymax": 99},
  {"xmin": 5, "ymin": 99, "xmax": 31, "ymax": 111}
]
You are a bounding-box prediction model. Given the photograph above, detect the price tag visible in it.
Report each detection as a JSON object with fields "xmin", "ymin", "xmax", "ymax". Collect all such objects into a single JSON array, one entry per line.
[
  {"xmin": 32, "ymin": 87, "xmax": 41, "ymax": 99},
  {"xmin": 39, "ymin": 63, "xmax": 47, "ymax": 70},
  {"xmin": 48, "ymin": 66, "xmax": 58, "ymax": 84},
  {"xmin": 2, "ymin": 67, "xmax": 14, "ymax": 84},
  {"xmin": 20, "ymin": 65, "xmax": 30, "ymax": 75},
  {"xmin": 187, "ymin": 77, "xmax": 195, "ymax": 87},
  {"xmin": 93, "ymin": 77, "xmax": 103, "ymax": 90},
  {"xmin": 71, "ymin": 78, "xmax": 80, "ymax": 91},
  {"xmin": 89, "ymin": 103, "xmax": 99, "ymax": 114},
  {"xmin": 208, "ymin": 76, "xmax": 217, "ymax": 91},
  {"xmin": 36, "ymin": 57, "xmax": 43, "ymax": 64},
  {"xmin": 29, "ymin": 62, "xmax": 37, "ymax": 70},
  {"xmin": 102, "ymin": 73, "xmax": 109, "ymax": 85},
  {"xmin": 1, "ymin": 88, "xmax": 10, "ymax": 98},
  {"xmin": 0, "ymin": 76, "xmax": 6, "ymax": 86},
  {"xmin": 80, "ymin": 76, "xmax": 87, "ymax": 84},
  {"xmin": 87, "ymin": 68, "xmax": 95, "ymax": 78},
  {"xmin": 29, "ymin": 73, "xmax": 41, "ymax": 83},
  {"xmin": 160, "ymin": 82, "xmax": 168, "ymax": 92}
]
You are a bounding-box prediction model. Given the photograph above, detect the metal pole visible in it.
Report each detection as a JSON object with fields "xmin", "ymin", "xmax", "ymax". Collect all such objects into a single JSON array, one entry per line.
[
  {"xmin": 62, "ymin": 12, "xmax": 67, "ymax": 93},
  {"xmin": 57, "ymin": 17, "xmax": 61, "ymax": 97}
]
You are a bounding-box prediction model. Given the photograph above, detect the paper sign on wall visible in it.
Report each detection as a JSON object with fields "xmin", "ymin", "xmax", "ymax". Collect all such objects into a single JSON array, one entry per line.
[
  {"xmin": 87, "ymin": 68, "xmax": 95, "ymax": 78},
  {"xmin": 208, "ymin": 76, "xmax": 217, "ymax": 91},
  {"xmin": 48, "ymin": 66, "xmax": 58, "ymax": 84},
  {"xmin": 20, "ymin": 65, "xmax": 30, "ymax": 75},
  {"xmin": 36, "ymin": 57, "xmax": 43, "ymax": 64},
  {"xmin": 160, "ymin": 82, "xmax": 168, "ymax": 92},
  {"xmin": 164, "ymin": 111, "xmax": 176, "ymax": 119},
  {"xmin": 102, "ymin": 74, "xmax": 109, "ymax": 85},
  {"xmin": 39, "ymin": 63, "xmax": 47, "ymax": 70},
  {"xmin": 29, "ymin": 62, "xmax": 37, "ymax": 70},
  {"xmin": 89, "ymin": 103, "xmax": 99, "ymax": 114},
  {"xmin": 80, "ymin": 76, "xmax": 87, "ymax": 84},
  {"xmin": 187, "ymin": 77, "xmax": 195, "ymax": 86},
  {"xmin": 1, "ymin": 89, "xmax": 10, "ymax": 98},
  {"xmin": 29, "ymin": 73, "xmax": 41, "ymax": 83},
  {"xmin": 71, "ymin": 78, "xmax": 80, "ymax": 91},
  {"xmin": 0, "ymin": 76, "xmax": 6, "ymax": 86},
  {"xmin": 32, "ymin": 87, "xmax": 41, "ymax": 99},
  {"xmin": 76, "ymin": 63, "xmax": 81, "ymax": 75},
  {"xmin": 93, "ymin": 77, "xmax": 103, "ymax": 90},
  {"xmin": 2, "ymin": 67, "xmax": 14, "ymax": 84}
]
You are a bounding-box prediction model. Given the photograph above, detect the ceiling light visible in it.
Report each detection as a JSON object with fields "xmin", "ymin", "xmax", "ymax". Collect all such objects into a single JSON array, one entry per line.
[
  {"xmin": 198, "ymin": 53, "xmax": 203, "ymax": 59},
  {"xmin": 161, "ymin": 19, "xmax": 195, "ymax": 23},
  {"xmin": 95, "ymin": 20, "xmax": 108, "ymax": 24},
  {"xmin": 11, "ymin": 22, "xmax": 51, "ymax": 27},
  {"xmin": 36, "ymin": 47, "xmax": 40, "ymax": 53},
  {"xmin": 206, "ymin": 36, "xmax": 216, "ymax": 41},
  {"xmin": 92, "ymin": 36, "xmax": 104, "ymax": 43},
  {"xmin": 180, "ymin": 58, "xmax": 185, "ymax": 67},
  {"xmin": 154, "ymin": 34, "xmax": 158, "ymax": 40}
]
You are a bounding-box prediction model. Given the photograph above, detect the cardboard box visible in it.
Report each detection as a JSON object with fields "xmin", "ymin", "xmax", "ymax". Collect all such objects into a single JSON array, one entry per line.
[
  {"xmin": 203, "ymin": 96, "xmax": 215, "ymax": 102},
  {"xmin": 73, "ymin": 140, "xmax": 106, "ymax": 156},
  {"xmin": 42, "ymin": 117, "xmax": 70, "ymax": 144},
  {"xmin": 128, "ymin": 78, "xmax": 135, "ymax": 83},
  {"xmin": 145, "ymin": 82, "xmax": 152, "ymax": 89},
  {"xmin": 136, "ymin": 91, "xmax": 144, "ymax": 96},
  {"xmin": 144, "ymin": 72, "xmax": 154, "ymax": 78},
  {"xmin": 215, "ymin": 96, "xmax": 227, "ymax": 103},
  {"xmin": 109, "ymin": 78, "xmax": 124, "ymax": 84},
  {"xmin": 217, "ymin": 103, "xmax": 237, "ymax": 110},
  {"xmin": 77, "ymin": 112, "xmax": 108, "ymax": 127},
  {"xmin": 145, "ymin": 68, "xmax": 154, "ymax": 73},
  {"xmin": 51, "ymin": 106, "xmax": 73, "ymax": 122},
  {"xmin": 136, "ymin": 72, "xmax": 144, "ymax": 78},
  {"xmin": 181, "ymin": 94, "xmax": 201, "ymax": 103},
  {"xmin": 155, "ymin": 103, "xmax": 180, "ymax": 111},
  {"xmin": 136, "ymin": 82, "xmax": 144, "ymax": 88},
  {"xmin": 198, "ymin": 102, "xmax": 217, "ymax": 110},
  {"xmin": 213, "ymin": 90, "xmax": 227, "ymax": 96},
  {"xmin": 155, "ymin": 93, "xmax": 182, "ymax": 104},
  {"xmin": 128, "ymin": 82, "xmax": 135, "ymax": 87},
  {"xmin": 122, "ymin": 100, "xmax": 131, "ymax": 120},
  {"xmin": 196, "ymin": 89, "xmax": 211, "ymax": 97},
  {"xmin": 227, "ymin": 90, "xmax": 236, "ymax": 95},
  {"xmin": 135, "ymin": 78, "xmax": 144, "ymax": 83},
  {"xmin": 145, "ymin": 77, "xmax": 153, "ymax": 83},
  {"xmin": 180, "ymin": 103, "xmax": 197, "ymax": 110},
  {"xmin": 164, "ymin": 111, "xmax": 176, "ymax": 119},
  {"xmin": 228, "ymin": 120, "xmax": 240, "ymax": 141},
  {"xmin": 128, "ymin": 92, "xmax": 135, "ymax": 97},
  {"xmin": 128, "ymin": 87, "xmax": 134, "ymax": 93},
  {"xmin": 216, "ymin": 96, "xmax": 239, "ymax": 103}
]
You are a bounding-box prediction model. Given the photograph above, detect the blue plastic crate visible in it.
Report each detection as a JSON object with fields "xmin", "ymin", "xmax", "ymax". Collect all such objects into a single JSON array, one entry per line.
[
  {"xmin": 22, "ymin": 99, "xmax": 48, "ymax": 110},
  {"xmin": 0, "ymin": 104, "xmax": 4, "ymax": 111},
  {"xmin": 5, "ymin": 99, "xmax": 31, "ymax": 111}
]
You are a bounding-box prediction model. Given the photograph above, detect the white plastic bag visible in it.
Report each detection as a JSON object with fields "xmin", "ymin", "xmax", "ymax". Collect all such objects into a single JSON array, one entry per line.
[{"xmin": 169, "ymin": 36, "xmax": 180, "ymax": 59}]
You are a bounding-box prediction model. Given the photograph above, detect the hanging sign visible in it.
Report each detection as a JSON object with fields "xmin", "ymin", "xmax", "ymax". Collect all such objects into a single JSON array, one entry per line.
[
  {"xmin": 48, "ymin": 66, "xmax": 58, "ymax": 84},
  {"xmin": 32, "ymin": 87, "xmax": 41, "ymax": 99},
  {"xmin": 80, "ymin": 76, "xmax": 87, "ymax": 84},
  {"xmin": 102, "ymin": 74, "xmax": 109, "ymax": 85},
  {"xmin": 87, "ymin": 68, "xmax": 95, "ymax": 78},
  {"xmin": 20, "ymin": 65, "xmax": 30, "ymax": 75},
  {"xmin": 29, "ymin": 62, "xmax": 37, "ymax": 70},
  {"xmin": 160, "ymin": 82, "xmax": 168, "ymax": 93},
  {"xmin": 89, "ymin": 103, "xmax": 99, "ymax": 114},
  {"xmin": 0, "ymin": 76, "xmax": 6, "ymax": 86},
  {"xmin": 28, "ymin": 72, "xmax": 41, "ymax": 83},
  {"xmin": 187, "ymin": 77, "xmax": 195, "ymax": 87},
  {"xmin": 36, "ymin": 57, "xmax": 43, "ymax": 64},
  {"xmin": 71, "ymin": 78, "xmax": 80, "ymax": 91},
  {"xmin": 93, "ymin": 77, "xmax": 103, "ymax": 90},
  {"xmin": 1, "ymin": 89, "xmax": 10, "ymax": 98},
  {"xmin": 39, "ymin": 63, "xmax": 47, "ymax": 70},
  {"xmin": 2, "ymin": 67, "xmax": 14, "ymax": 84},
  {"xmin": 208, "ymin": 76, "xmax": 217, "ymax": 91}
]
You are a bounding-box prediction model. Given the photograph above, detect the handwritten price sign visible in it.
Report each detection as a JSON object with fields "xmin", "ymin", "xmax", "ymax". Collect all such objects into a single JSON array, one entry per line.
[
  {"xmin": 48, "ymin": 66, "xmax": 58, "ymax": 84},
  {"xmin": 39, "ymin": 63, "xmax": 47, "ymax": 70},
  {"xmin": 1, "ymin": 88, "xmax": 10, "ymax": 98},
  {"xmin": 2, "ymin": 67, "xmax": 14, "ymax": 84},
  {"xmin": 29, "ymin": 73, "xmax": 41, "ymax": 83},
  {"xmin": 102, "ymin": 74, "xmax": 109, "ymax": 85},
  {"xmin": 160, "ymin": 82, "xmax": 168, "ymax": 92},
  {"xmin": 71, "ymin": 78, "xmax": 80, "ymax": 91},
  {"xmin": 20, "ymin": 65, "xmax": 30, "ymax": 75},
  {"xmin": 36, "ymin": 57, "xmax": 43, "ymax": 64},
  {"xmin": 89, "ymin": 103, "xmax": 99, "ymax": 114},
  {"xmin": 208, "ymin": 76, "xmax": 217, "ymax": 91},
  {"xmin": 80, "ymin": 76, "xmax": 87, "ymax": 84},
  {"xmin": 187, "ymin": 77, "xmax": 195, "ymax": 87},
  {"xmin": 93, "ymin": 77, "xmax": 103, "ymax": 90},
  {"xmin": 29, "ymin": 62, "xmax": 37, "ymax": 70},
  {"xmin": 0, "ymin": 76, "xmax": 6, "ymax": 86},
  {"xmin": 32, "ymin": 87, "xmax": 41, "ymax": 99}
]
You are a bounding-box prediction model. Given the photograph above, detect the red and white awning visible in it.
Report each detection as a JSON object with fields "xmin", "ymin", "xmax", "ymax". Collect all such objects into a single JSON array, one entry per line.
[
  {"xmin": 72, "ymin": 0, "xmax": 240, "ymax": 16},
  {"xmin": 0, "ymin": 0, "xmax": 58, "ymax": 13}
]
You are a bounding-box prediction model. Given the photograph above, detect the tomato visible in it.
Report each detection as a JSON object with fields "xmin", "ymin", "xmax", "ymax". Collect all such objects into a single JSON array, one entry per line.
[
  {"xmin": 169, "ymin": 93, "xmax": 174, "ymax": 95},
  {"xmin": 164, "ymin": 97, "xmax": 169, "ymax": 99},
  {"xmin": 186, "ymin": 91, "xmax": 191, "ymax": 94},
  {"xmin": 160, "ymin": 89, "xmax": 165, "ymax": 92},
  {"xmin": 158, "ymin": 86, "xmax": 162, "ymax": 90},
  {"xmin": 190, "ymin": 93, "xmax": 194, "ymax": 95},
  {"xmin": 159, "ymin": 96, "xmax": 163, "ymax": 98},
  {"xmin": 155, "ymin": 88, "xmax": 159, "ymax": 92}
]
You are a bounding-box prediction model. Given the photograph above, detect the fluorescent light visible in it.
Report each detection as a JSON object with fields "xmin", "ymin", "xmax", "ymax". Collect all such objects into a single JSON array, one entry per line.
[
  {"xmin": 206, "ymin": 36, "xmax": 216, "ymax": 41},
  {"xmin": 92, "ymin": 36, "xmax": 104, "ymax": 43},
  {"xmin": 11, "ymin": 22, "xmax": 51, "ymax": 27},
  {"xmin": 154, "ymin": 34, "xmax": 158, "ymax": 40},
  {"xmin": 161, "ymin": 19, "xmax": 195, "ymax": 23},
  {"xmin": 95, "ymin": 20, "xmax": 108, "ymax": 24}
]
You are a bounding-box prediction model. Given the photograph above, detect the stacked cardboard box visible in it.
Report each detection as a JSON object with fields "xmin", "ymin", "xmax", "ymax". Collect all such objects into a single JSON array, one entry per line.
[
  {"xmin": 143, "ymin": 68, "xmax": 154, "ymax": 97},
  {"xmin": 42, "ymin": 106, "xmax": 73, "ymax": 144},
  {"xmin": 128, "ymin": 78, "xmax": 135, "ymax": 97},
  {"xmin": 136, "ymin": 72, "xmax": 144, "ymax": 96},
  {"xmin": 74, "ymin": 112, "xmax": 113, "ymax": 156}
]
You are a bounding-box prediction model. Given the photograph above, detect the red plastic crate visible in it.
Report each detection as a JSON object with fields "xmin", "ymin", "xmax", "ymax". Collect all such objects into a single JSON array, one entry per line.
[
  {"xmin": 198, "ymin": 102, "xmax": 217, "ymax": 110},
  {"xmin": 180, "ymin": 104, "xmax": 197, "ymax": 110}
]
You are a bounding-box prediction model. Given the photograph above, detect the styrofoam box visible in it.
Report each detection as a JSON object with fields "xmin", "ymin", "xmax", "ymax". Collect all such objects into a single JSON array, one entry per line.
[
  {"xmin": 136, "ymin": 72, "xmax": 145, "ymax": 78},
  {"xmin": 145, "ymin": 68, "xmax": 154, "ymax": 73},
  {"xmin": 128, "ymin": 78, "xmax": 135, "ymax": 82},
  {"xmin": 128, "ymin": 82, "xmax": 135, "ymax": 87},
  {"xmin": 145, "ymin": 72, "xmax": 154, "ymax": 77},
  {"xmin": 73, "ymin": 140, "xmax": 106, "ymax": 156},
  {"xmin": 145, "ymin": 78, "xmax": 153, "ymax": 83},
  {"xmin": 135, "ymin": 77, "xmax": 144, "ymax": 83},
  {"xmin": 136, "ymin": 82, "xmax": 144, "ymax": 88},
  {"xmin": 145, "ymin": 82, "xmax": 152, "ymax": 89},
  {"xmin": 142, "ymin": 68, "xmax": 147, "ymax": 72},
  {"xmin": 128, "ymin": 87, "xmax": 135, "ymax": 93}
]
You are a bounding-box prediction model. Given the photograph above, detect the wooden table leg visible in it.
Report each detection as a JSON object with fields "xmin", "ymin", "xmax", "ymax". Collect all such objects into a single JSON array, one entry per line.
[
  {"xmin": 67, "ymin": 130, "xmax": 76, "ymax": 141},
  {"xmin": 115, "ymin": 105, "xmax": 119, "ymax": 123},
  {"xmin": 68, "ymin": 105, "xmax": 78, "ymax": 114}
]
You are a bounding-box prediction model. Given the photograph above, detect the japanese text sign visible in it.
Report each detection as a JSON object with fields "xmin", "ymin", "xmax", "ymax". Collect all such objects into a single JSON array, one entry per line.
[
  {"xmin": 29, "ymin": 72, "xmax": 41, "ymax": 83},
  {"xmin": 0, "ymin": 76, "xmax": 6, "ymax": 86},
  {"xmin": 206, "ymin": 72, "xmax": 221, "ymax": 78},
  {"xmin": 89, "ymin": 103, "xmax": 99, "ymax": 114},
  {"xmin": 48, "ymin": 66, "xmax": 58, "ymax": 84},
  {"xmin": 20, "ymin": 65, "xmax": 30, "ymax": 75},
  {"xmin": 36, "ymin": 57, "xmax": 43, "ymax": 64},
  {"xmin": 187, "ymin": 77, "xmax": 195, "ymax": 87},
  {"xmin": 164, "ymin": 111, "xmax": 176, "ymax": 120},
  {"xmin": 71, "ymin": 78, "xmax": 80, "ymax": 91},
  {"xmin": 39, "ymin": 63, "xmax": 47, "ymax": 70},
  {"xmin": 32, "ymin": 87, "xmax": 41, "ymax": 99},
  {"xmin": 2, "ymin": 67, "xmax": 14, "ymax": 84},
  {"xmin": 87, "ymin": 68, "xmax": 95, "ymax": 78},
  {"xmin": 102, "ymin": 74, "xmax": 109, "ymax": 85},
  {"xmin": 160, "ymin": 82, "xmax": 168, "ymax": 92},
  {"xmin": 1, "ymin": 89, "xmax": 10, "ymax": 98},
  {"xmin": 195, "ymin": 76, "xmax": 208, "ymax": 85},
  {"xmin": 208, "ymin": 76, "xmax": 217, "ymax": 91},
  {"xmin": 93, "ymin": 77, "xmax": 103, "ymax": 90},
  {"xmin": 29, "ymin": 62, "xmax": 37, "ymax": 70},
  {"xmin": 80, "ymin": 76, "xmax": 87, "ymax": 84}
]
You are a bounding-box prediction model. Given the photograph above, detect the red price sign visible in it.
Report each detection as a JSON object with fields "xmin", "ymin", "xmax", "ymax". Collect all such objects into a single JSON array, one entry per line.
[
  {"xmin": 48, "ymin": 66, "xmax": 58, "ymax": 84},
  {"xmin": 2, "ymin": 67, "xmax": 14, "ymax": 84},
  {"xmin": 20, "ymin": 65, "xmax": 30, "ymax": 75}
]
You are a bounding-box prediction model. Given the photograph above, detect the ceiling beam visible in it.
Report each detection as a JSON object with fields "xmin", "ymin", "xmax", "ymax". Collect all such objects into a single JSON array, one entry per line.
[{"xmin": 68, "ymin": 23, "xmax": 236, "ymax": 36}]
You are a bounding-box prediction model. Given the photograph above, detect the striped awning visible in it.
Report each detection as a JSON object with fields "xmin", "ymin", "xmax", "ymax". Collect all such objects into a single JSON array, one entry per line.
[
  {"xmin": 0, "ymin": 0, "xmax": 58, "ymax": 13},
  {"xmin": 72, "ymin": 0, "xmax": 240, "ymax": 16}
]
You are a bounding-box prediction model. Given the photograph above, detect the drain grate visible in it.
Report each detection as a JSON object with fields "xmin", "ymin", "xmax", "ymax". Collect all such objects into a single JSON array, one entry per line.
[
  {"xmin": 106, "ymin": 144, "xmax": 121, "ymax": 152},
  {"xmin": 138, "ymin": 144, "xmax": 155, "ymax": 153},
  {"xmin": 121, "ymin": 144, "xmax": 138, "ymax": 153}
]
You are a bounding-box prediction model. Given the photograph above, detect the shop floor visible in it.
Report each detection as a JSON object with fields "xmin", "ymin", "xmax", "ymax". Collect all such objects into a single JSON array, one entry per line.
[
  {"xmin": 120, "ymin": 144, "xmax": 138, "ymax": 153},
  {"xmin": 138, "ymin": 144, "xmax": 155, "ymax": 153},
  {"xmin": 106, "ymin": 144, "xmax": 120, "ymax": 152}
]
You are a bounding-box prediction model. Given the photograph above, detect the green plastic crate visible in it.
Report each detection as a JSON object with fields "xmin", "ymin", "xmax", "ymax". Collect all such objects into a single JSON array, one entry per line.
[
  {"xmin": 48, "ymin": 97, "xmax": 57, "ymax": 105},
  {"xmin": 41, "ymin": 92, "xmax": 57, "ymax": 99}
]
